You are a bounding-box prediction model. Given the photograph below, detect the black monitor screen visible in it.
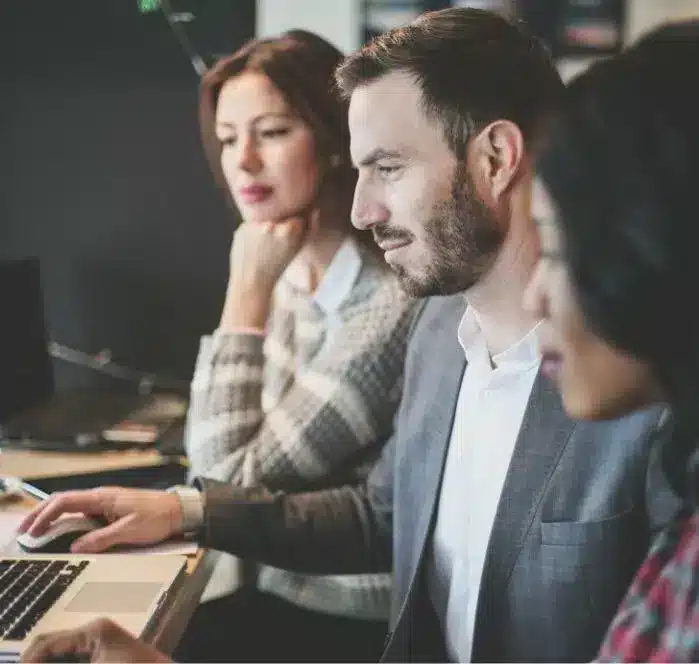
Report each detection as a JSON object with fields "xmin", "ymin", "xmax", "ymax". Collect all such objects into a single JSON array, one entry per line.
[{"xmin": 0, "ymin": 257, "xmax": 54, "ymax": 422}]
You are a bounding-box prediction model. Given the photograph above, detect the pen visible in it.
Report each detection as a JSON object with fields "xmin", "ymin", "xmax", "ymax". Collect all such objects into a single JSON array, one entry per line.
[
  {"xmin": 0, "ymin": 477, "xmax": 50, "ymax": 501},
  {"xmin": 19, "ymin": 481, "xmax": 50, "ymax": 501}
]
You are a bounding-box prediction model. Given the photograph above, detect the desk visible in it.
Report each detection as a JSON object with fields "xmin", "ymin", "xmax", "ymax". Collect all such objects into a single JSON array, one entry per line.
[
  {"xmin": 0, "ymin": 450, "xmax": 215, "ymax": 656},
  {"xmin": 0, "ymin": 448, "xmax": 178, "ymax": 480}
]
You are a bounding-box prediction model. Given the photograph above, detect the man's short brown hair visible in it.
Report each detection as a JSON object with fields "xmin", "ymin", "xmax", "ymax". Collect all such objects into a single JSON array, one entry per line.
[{"xmin": 336, "ymin": 7, "xmax": 563, "ymax": 159}]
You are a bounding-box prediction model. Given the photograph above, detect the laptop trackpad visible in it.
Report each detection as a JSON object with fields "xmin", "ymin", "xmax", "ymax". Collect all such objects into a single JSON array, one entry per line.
[{"xmin": 65, "ymin": 582, "xmax": 163, "ymax": 613}]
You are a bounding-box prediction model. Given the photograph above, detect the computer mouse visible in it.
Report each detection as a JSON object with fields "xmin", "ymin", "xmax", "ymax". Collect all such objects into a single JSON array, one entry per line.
[{"xmin": 16, "ymin": 515, "xmax": 104, "ymax": 554}]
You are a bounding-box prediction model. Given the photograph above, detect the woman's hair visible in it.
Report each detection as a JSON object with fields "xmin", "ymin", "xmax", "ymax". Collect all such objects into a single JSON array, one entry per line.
[
  {"xmin": 199, "ymin": 30, "xmax": 372, "ymax": 250},
  {"xmin": 537, "ymin": 21, "xmax": 699, "ymax": 496}
]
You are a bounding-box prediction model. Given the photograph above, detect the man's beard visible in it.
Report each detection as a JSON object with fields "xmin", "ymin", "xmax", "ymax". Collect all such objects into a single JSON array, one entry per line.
[{"xmin": 382, "ymin": 164, "xmax": 505, "ymax": 298}]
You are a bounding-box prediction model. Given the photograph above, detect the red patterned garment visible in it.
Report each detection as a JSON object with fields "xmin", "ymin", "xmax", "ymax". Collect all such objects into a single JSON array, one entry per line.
[{"xmin": 598, "ymin": 513, "xmax": 699, "ymax": 662}]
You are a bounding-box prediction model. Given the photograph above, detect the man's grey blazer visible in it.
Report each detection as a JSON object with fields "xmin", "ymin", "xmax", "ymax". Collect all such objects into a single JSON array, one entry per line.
[{"xmin": 195, "ymin": 294, "xmax": 679, "ymax": 662}]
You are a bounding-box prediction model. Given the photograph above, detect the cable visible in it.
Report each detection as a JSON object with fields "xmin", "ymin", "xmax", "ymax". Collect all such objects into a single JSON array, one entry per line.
[
  {"xmin": 159, "ymin": 0, "xmax": 209, "ymax": 77},
  {"xmin": 48, "ymin": 341, "xmax": 190, "ymax": 394}
]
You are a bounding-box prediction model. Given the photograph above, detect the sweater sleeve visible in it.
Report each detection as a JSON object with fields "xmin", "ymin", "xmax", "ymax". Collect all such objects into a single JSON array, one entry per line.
[
  {"xmin": 185, "ymin": 274, "xmax": 417, "ymax": 490},
  {"xmin": 191, "ymin": 432, "xmax": 396, "ymax": 574}
]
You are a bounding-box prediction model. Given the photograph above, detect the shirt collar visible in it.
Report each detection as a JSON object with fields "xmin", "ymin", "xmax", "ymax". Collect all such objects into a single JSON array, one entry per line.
[
  {"xmin": 457, "ymin": 305, "xmax": 541, "ymax": 369},
  {"xmin": 457, "ymin": 306, "xmax": 484, "ymax": 363},
  {"xmin": 282, "ymin": 237, "xmax": 363, "ymax": 315}
]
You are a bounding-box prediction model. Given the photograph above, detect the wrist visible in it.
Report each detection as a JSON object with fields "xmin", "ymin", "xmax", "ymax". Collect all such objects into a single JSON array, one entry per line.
[{"xmin": 220, "ymin": 286, "xmax": 272, "ymax": 330}]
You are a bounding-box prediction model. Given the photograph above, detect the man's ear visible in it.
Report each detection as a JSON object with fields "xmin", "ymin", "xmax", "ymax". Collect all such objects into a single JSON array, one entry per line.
[{"xmin": 471, "ymin": 120, "xmax": 524, "ymax": 202}]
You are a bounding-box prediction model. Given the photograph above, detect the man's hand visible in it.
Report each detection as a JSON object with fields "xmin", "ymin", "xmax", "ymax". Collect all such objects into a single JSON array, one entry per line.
[
  {"xmin": 17, "ymin": 487, "xmax": 182, "ymax": 554},
  {"xmin": 21, "ymin": 618, "xmax": 171, "ymax": 663}
]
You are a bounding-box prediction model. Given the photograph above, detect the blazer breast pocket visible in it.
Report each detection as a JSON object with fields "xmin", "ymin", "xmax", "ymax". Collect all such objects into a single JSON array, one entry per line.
[
  {"xmin": 541, "ymin": 509, "xmax": 642, "ymax": 546},
  {"xmin": 515, "ymin": 511, "xmax": 648, "ymax": 658},
  {"xmin": 540, "ymin": 509, "xmax": 646, "ymax": 571},
  {"xmin": 539, "ymin": 510, "xmax": 648, "ymax": 621}
]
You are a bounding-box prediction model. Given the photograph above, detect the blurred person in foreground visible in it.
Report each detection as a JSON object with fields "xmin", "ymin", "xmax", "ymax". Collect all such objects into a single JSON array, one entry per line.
[{"xmin": 524, "ymin": 20, "xmax": 699, "ymax": 662}]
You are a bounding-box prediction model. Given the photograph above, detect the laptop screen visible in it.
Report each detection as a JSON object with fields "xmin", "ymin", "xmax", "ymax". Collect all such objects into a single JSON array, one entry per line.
[{"xmin": 0, "ymin": 257, "xmax": 54, "ymax": 423}]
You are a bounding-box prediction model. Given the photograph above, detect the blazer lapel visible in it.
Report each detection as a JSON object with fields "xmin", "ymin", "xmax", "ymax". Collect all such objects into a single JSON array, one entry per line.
[
  {"xmin": 412, "ymin": 346, "xmax": 467, "ymax": 564},
  {"xmin": 392, "ymin": 298, "xmax": 467, "ymax": 630},
  {"xmin": 474, "ymin": 372, "xmax": 577, "ymax": 642}
]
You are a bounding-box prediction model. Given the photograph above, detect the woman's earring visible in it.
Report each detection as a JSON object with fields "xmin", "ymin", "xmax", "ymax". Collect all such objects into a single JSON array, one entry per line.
[{"xmin": 329, "ymin": 154, "xmax": 342, "ymax": 168}]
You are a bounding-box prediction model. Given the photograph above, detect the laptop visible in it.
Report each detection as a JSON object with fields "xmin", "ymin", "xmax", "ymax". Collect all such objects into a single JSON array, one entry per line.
[
  {"xmin": 0, "ymin": 257, "xmax": 186, "ymax": 452},
  {"xmin": 0, "ymin": 554, "xmax": 186, "ymax": 662}
]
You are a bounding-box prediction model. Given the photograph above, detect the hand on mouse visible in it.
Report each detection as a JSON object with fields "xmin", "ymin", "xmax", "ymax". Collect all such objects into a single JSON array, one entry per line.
[
  {"xmin": 17, "ymin": 487, "xmax": 183, "ymax": 554},
  {"xmin": 21, "ymin": 617, "xmax": 171, "ymax": 663}
]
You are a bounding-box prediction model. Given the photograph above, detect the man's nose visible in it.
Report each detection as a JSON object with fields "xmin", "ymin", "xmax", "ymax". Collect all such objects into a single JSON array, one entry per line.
[{"xmin": 351, "ymin": 183, "xmax": 388, "ymax": 230}]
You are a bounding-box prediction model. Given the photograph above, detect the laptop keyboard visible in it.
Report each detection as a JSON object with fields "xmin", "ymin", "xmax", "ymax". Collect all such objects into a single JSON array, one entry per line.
[{"xmin": 0, "ymin": 559, "xmax": 90, "ymax": 641}]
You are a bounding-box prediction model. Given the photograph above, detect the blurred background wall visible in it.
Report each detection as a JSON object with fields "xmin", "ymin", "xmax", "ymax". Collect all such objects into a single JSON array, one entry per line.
[
  {"xmin": 258, "ymin": 0, "xmax": 360, "ymax": 53},
  {"xmin": 2, "ymin": 0, "xmax": 696, "ymax": 393},
  {"xmin": 258, "ymin": 0, "xmax": 699, "ymax": 64},
  {"xmin": 1, "ymin": 1, "xmax": 254, "ymax": 391}
]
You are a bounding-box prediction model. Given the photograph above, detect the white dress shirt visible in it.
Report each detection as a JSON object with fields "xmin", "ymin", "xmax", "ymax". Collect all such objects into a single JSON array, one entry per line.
[
  {"xmin": 280, "ymin": 236, "xmax": 363, "ymax": 350},
  {"xmin": 428, "ymin": 306, "xmax": 541, "ymax": 662}
]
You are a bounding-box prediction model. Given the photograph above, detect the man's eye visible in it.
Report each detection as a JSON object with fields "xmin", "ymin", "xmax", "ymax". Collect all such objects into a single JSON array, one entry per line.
[
  {"xmin": 219, "ymin": 136, "xmax": 236, "ymax": 147},
  {"xmin": 377, "ymin": 164, "xmax": 401, "ymax": 175}
]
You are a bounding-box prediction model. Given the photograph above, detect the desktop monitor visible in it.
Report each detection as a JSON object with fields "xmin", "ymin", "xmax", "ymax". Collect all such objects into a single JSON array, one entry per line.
[{"xmin": 0, "ymin": 257, "xmax": 54, "ymax": 422}]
